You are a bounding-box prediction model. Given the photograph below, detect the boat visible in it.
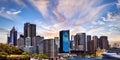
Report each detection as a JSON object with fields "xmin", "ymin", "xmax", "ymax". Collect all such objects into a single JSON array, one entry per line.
[
  {"xmin": 103, "ymin": 52, "xmax": 120, "ymax": 59},
  {"xmin": 102, "ymin": 47, "xmax": 120, "ymax": 59}
]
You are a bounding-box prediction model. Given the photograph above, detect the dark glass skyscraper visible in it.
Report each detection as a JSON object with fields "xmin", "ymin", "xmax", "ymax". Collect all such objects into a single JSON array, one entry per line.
[
  {"xmin": 24, "ymin": 23, "xmax": 36, "ymax": 46},
  {"xmin": 87, "ymin": 35, "xmax": 91, "ymax": 52},
  {"xmin": 8, "ymin": 27, "xmax": 17, "ymax": 46},
  {"xmin": 99, "ymin": 36, "xmax": 109, "ymax": 49},
  {"xmin": 59, "ymin": 30, "xmax": 70, "ymax": 53}
]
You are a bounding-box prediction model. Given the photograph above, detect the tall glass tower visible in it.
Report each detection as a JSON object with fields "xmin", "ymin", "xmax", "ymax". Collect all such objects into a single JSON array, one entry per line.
[
  {"xmin": 8, "ymin": 27, "xmax": 17, "ymax": 46},
  {"xmin": 24, "ymin": 23, "xmax": 36, "ymax": 46},
  {"xmin": 59, "ymin": 30, "xmax": 70, "ymax": 53}
]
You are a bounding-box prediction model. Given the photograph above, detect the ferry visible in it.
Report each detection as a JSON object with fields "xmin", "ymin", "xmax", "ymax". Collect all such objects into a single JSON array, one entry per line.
[
  {"xmin": 103, "ymin": 52, "xmax": 120, "ymax": 59},
  {"xmin": 103, "ymin": 47, "xmax": 120, "ymax": 59}
]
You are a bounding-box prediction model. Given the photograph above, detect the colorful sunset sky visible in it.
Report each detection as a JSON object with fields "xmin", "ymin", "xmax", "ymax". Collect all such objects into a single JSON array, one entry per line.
[{"xmin": 0, "ymin": 0, "xmax": 120, "ymax": 44}]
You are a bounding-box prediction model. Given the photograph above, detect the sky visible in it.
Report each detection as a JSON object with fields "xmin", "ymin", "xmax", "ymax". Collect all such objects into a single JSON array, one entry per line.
[{"xmin": 0, "ymin": 0, "xmax": 120, "ymax": 44}]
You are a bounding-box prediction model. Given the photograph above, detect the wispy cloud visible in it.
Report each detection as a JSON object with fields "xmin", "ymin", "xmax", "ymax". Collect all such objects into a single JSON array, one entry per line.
[
  {"xmin": 12, "ymin": 0, "xmax": 27, "ymax": 7},
  {"xmin": 0, "ymin": 0, "xmax": 119, "ymax": 43},
  {"xmin": 28, "ymin": 0, "xmax": 116, "ymax": 38},
  {"xmin": 0, "ymin": 7, "xmax": 23, "ymax": 21},
  {"xmin": 6, "ymin": 9, "xmax": 21, "ymax": 15},
  {"xmin": 102, "ymin": 12, "xmax": 120, "ymax": 21}
]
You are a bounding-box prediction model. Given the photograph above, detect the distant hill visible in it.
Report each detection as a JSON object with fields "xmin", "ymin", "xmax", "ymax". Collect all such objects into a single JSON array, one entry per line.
[{"xmin": 0, "ymin": 43, "xmax": 24, "ymax": 55}]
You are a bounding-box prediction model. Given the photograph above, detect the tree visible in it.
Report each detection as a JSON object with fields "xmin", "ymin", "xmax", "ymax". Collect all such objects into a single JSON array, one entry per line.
[
  {"xmin": 0, "ymin": 43, "xmax": 24, "ymax": 55},
  {"xmin": 0, "ymin": 51, "xmax": 8, "ymax": 56},
  {"xmin": 38, "ymin": 54, "xmax": 48, "ymax": 59},
  {"xmin": 22, "ymin": 52, "xmax": 31, "ymax": 57},
  {"xmin": 0, "ymin": 52, "xmax": 8, "ymax": 59},
  {"xmin": 33, "ymin": 53, "xmax": 48, "ymax": 59}
]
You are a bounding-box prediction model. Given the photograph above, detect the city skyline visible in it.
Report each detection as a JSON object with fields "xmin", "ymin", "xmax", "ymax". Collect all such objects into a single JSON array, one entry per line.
[{"xmin": 0, "ymin": 0, "xmax": 120, "ymax": 43}]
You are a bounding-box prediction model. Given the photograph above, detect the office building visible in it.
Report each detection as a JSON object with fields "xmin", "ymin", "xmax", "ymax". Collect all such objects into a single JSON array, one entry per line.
[
  {"xmin": 99, "ymin": 36, "xmax": 109, "ymax": 49},
  {"xmin": 43, "ymin": 39, "xmax": 57, "ymax": 58},
  {"xmin": 59, "ymin": 30, "xmax": 70, "ymax": 53},
  {"xmin": 90, "ymin": 40, "xmax": 95, "ymax": 53},
  {"xmin": 74, "ymin": 33, "xmax": 86, "ymax": 51},
  {"xmin": 38, "ymin": 40, "xmax": 44, "ymax": 54},
  {"xmin": 54, "ymin": 37, "xmax": 60, "ymax": 53},
  {"xmin": 25, "ymin": 37, "xmax": 31, "ymax": 46},
  {"xmin": 70, "ymin": 35, "xmax": 75, "ymax": 49},
  {"xmin": 24, "ymin": 23, "xmax": 36, "ymax": 46},
  {"xmin": 7, "ymin": 34, "xmax": 10, "ymax": 44},
  {"xmin": 17, "ymin": 35, "xmax": 25, "ymax": 49},
  {"xmin": 24, "ymin": 37, "xmax": 36, "ymax": 53},
  {"xmin": 87, "ymin": 35, "xmax": 91, "ymax": 52},
  {"xmin": 92, "ymin": 36, "xmax": 98, "ymax": 52},
  {"xmin": 74, "ymin": 34, "xmax": 80, "ymax": 50},
  {"xmin": 32, "ymin": 36, "xmax": 44, "ymax": 53},
  {"xmin": 8, "ymin": 27, "xmax": 17, "ymax": 46}
]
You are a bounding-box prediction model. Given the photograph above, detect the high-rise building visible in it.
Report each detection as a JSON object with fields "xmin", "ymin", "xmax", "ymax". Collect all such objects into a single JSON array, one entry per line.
[
  {"xmin": 24, "ymin": 23, "xmax": 36, "ymax": 46},
  {"xmin": 92, "ymin": 36, "xmax": 98, "ymax": 52},
  {"xmin": 99, "ymin": 36, "xmax": 109, "ymax": 49},
  {"xmin": 54, "ymin": 37, "xmax": 60, "ymax": 54},
  {"xmin": 74, "ymin": 34, "xmax": 80, "ymax": 50},
  {"xmin": 17, "ymin": 35, "xmax": 25, "ymax": 49},
  {"xmin": 70, "ymin": 35, "xmax": 75, "ymax": 50},
  {"xmin": 43, "ymin": 39, "xmax": 57, "ymax": 58},
  {"xmin": 74, "ymin": 33, "xmax": 86, "ymax": 51},
  {"xmin": 54, "ymin": 37, "xmax": 59, "ymax": 48},
  {"xmin": 25, "ymin": 37, "xmax": 31, "ymax": 46},
  {"xmin": 32, "ymin": 36, "xmax": 44, "ymax": 46},
  {"xmin": 24, "ymin": 37, "xmax": 33, "ymax": 53},
  {"xmin": 32, "ymin": 36, "xmax": 44, "ymax": 53},
  {"xmin": 7, "ymin": 34, "xmax": 10, "ymax": 44},
  {"xmin": 8, "ymin": 27, "xmax": 17, "ymax": 46},
  {"xmin": 38, "ymin": 39, "xmax": 44, "ymax": 54},
  {"xmin": 90, "ymin": 40, "xmax": 95, "ymax": 53},
  {"xmin": 59, "ymin": 30, "xmax": 70, "ymax": 53},
  {"xmin": 87, "ymin": 35, "xmax": 91, "ymax": 52}
]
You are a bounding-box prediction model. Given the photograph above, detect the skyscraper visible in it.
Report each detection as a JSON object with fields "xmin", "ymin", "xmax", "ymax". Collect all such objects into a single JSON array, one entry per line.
[
  {"xmin": 17, "ymin": 35, "xmax": 25, "ymax": 48},
  {"xmin": 32, "ymin": 36, "xmax": 44, "ymax": 47},
  {"xmin": 43, "ymin": 39, "xmax": 57, "ymax": 58},
  {"xmin": 24, "ymin": 37, "xmax": 32, "ymax": 53},
  {"xmin": 7, "ymin": 34, "xmax": 10, "ymax": 44},
  {"xmin": 80, "ymin": 33, "xmax": 86, "ymax": 51},
  {"xmin": 25, "ymin": 37, "xmax": 31, "ymax": 46},
  {"xmin": 24, "ymin": 23, "xmax": 36, "ymax": 46},
  {"xmin": 92, "ymin": 36, "xmax": 98, "ymax": 52},
  {"xmin": 37, "ymin": 36, "xmax": 44, "ymax": 54},
  {"xmin": 70, "ymin": 35, "xmax": 75, "ymax": 50},
  {"xmin": 8, "ymin": 27, "xmax": 17, "ymax": 46},
  {"xmin": 54, "ymin": 37, "xmax": 60, "ymax": 53},
  {"xmin": 74, "ymin": 34, "xmax": 81, "ymax": 50},
  {"xmin": 74, "ymin": 33, "xmax": 86, "ymax": 51},
  {"xmin": 99, "ymin": 36, "xmax": 109, "ymax": 49},
  {"xmin": 59, "ymin": 30, "xmax": 70, "ymax": 53},
  {"xmin": 87, "ymin": 35, "xmax": 91, "ymax": 52},
  {"xmin": 32, "ymin": 36, "xmax": 44, "ymax": 53}
]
